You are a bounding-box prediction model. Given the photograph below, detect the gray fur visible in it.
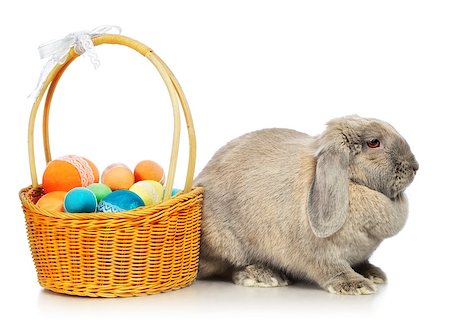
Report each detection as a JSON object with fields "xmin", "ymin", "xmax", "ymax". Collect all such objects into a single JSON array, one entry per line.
[{"xmin": 194, "ymin": 115, "xmax": 418, "ymax": 295}]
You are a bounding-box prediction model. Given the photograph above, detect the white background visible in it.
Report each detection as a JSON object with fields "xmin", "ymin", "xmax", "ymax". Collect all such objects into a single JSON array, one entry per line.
[{"xmin": 1, "ymin": 0, "xmax": 449, "ymax": 323}]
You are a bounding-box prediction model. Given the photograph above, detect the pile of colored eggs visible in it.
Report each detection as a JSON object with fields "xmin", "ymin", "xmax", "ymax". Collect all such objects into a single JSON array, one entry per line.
[{"xmin": 36, "ymin": 155, "xmax": 180, "ymax": 213}]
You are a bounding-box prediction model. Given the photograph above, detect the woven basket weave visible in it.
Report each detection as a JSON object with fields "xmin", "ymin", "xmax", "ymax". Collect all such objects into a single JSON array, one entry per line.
[{"xmin": 19, "ymin": 34, "xmax": 203, "ymax": 297}]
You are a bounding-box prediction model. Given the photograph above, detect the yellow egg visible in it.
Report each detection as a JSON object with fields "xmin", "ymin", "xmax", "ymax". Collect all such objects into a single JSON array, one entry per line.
[{"xmin": 129, "ymin": 180, "xmax": 163, "ymax": 206}]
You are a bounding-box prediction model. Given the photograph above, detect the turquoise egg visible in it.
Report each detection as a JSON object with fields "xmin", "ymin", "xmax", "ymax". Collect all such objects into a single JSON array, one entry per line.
[
  {"xmin": 171, "ymin": 188, "xmax": 182, "ymax": 197},
  {"xmin": 64, "ymin": 187, "xmax": 97, "ymax": 213},
  {"xmin": 163, "ymin": 187, "xmax": 182, "ymax": 199},
  {"xmin": 98, "ymin": 190, "xmax": 145, "ymax": 212}
]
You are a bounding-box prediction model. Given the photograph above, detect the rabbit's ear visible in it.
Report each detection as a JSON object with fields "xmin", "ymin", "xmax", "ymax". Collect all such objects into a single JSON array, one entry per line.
[{"xmin": 307, "ymin": 144, "xmax": 350, "ymax": 238}]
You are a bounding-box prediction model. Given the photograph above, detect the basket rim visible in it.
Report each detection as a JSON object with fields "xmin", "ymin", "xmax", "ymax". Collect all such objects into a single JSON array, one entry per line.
[{"xmin": 20, "ymin": 185, "xmax": 203, "ymax": 221}]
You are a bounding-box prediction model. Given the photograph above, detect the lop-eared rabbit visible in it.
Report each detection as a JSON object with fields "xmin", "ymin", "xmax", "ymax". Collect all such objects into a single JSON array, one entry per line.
[{"xmin": 194, "ymin": 115, "xmax": 418, "ymax": 295}]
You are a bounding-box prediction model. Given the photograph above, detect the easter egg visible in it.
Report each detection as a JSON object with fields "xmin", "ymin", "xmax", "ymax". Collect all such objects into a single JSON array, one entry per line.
[
  {"xmin": 171, "ymin": 188, "xmax": 182, "ymax": 197},
  {"xmin": 43, "ymin": 155, "xmax": 99, "ymax": 193},
  {"xmin": 36, "ymin": 191, "xmax": 67, "ymax": 212},
  {"xmin": 163, "ymin": 187, "xmax": 182, "ymax": 199},
  {"xmin": 87, "ymin": 183, "xmax": 112, "ymax": 202},
  {"xmin": 134, "ymin": 160, "xmax": 165, "ymax": 185},
  {"xmin": 129, "ymin": 180, "xmax": 164, "ymax": 206},
  {"xmin": 64, "ymin": 187, "xmax": 97, "ymax": 213},
  {"xmin": 97, "ymin": 190, "xmax": 145, "ymax": 212},
  {"xmin": 101, "ymin": 163, "xmax": 135, "ymax": 190}
]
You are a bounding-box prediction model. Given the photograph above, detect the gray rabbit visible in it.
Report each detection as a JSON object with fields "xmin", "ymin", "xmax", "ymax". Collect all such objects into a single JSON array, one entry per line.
[{"xmin": 194, "ymin": 115, "xmax": 418, "ymax": 295}]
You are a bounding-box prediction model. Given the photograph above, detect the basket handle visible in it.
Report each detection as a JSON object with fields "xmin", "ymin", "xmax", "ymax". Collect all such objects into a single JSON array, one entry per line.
[{"xmin": 28, "ymin": 34, "xmax": 197, "ymax": 201}]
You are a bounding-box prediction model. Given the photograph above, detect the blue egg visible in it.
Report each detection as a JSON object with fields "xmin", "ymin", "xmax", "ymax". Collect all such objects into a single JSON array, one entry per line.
[
  {"xmin": 163, "ymin": 188, "xmax": 182, "ymax": 199},
  {"xmin": 64, "ymin": 187, "xmax": 97, "ymax": 213},
  {"xmin": 171, "ymin": 188, "xmax": 182, "ymax": 197},
  {"xmin": 97, "ymin": 190, "xmax": 145, "ymax": 212}
]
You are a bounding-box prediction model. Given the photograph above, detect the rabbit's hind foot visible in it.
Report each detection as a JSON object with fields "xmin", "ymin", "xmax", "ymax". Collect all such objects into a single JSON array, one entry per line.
[{"xmin": 232, "ymin": 264, "xmax": 291, "ymax": 288}]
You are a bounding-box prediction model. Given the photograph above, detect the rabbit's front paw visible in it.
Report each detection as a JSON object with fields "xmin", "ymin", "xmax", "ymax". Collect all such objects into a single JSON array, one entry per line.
[
  {"xmin": 354, "ymin": 261, "xmax": 387, "ymax": 284},
  {"xmin": 232, "ymin": 264, "xmax": 291, "ymax": 288},
  {"xmin": 325, "ymin": 273, "xmax": 377, "ymax": 295}
]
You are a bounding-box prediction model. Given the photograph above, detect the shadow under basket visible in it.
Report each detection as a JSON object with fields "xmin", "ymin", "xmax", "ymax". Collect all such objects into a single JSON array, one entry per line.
[
  {"xmin": 20, "ymin": 185, "xmax": 203, "ymax": 297},
  {"xmin": 20, "ymin": 33, "xmax": 204, "ymax": 297}
]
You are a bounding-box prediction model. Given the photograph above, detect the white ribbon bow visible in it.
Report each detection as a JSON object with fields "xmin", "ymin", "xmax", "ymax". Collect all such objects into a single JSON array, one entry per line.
[{"xmin": 29, "ymin": 25, "xmax": 122, "ymax": 100}]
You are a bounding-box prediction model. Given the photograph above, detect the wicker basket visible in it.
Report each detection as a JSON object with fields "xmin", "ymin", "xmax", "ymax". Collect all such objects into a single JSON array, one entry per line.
[{"xmin": 19, "ymin": 34, "xmax": 203, "ymax": 297}]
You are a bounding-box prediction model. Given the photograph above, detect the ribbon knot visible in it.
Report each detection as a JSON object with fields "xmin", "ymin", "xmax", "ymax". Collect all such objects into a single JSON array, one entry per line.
[{"xmin": 29, "ymin": 25, "xmax": 122, "ymax": 100}]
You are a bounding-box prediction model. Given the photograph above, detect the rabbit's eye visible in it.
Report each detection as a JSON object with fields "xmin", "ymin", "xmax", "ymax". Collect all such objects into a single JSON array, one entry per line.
[{"xmin": 367, "ymin": 139, "xmax": 381, "ymax": 148}]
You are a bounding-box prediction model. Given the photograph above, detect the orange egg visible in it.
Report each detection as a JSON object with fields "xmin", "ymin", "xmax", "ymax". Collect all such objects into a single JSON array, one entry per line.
[
  {"xmin": 36, "ymin": 191, "xmax": 67, "ymax": 212},
  {"xmin": 101, "ymin": 163, "xmax": 135, "ymax": 190},
  {"xmin": 134, "ymin": 160, "xmax": 165, "ymax": 185},
  {"xmin": 42, "ymin": 155, "xmax": 99, "ymax": 193}
]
